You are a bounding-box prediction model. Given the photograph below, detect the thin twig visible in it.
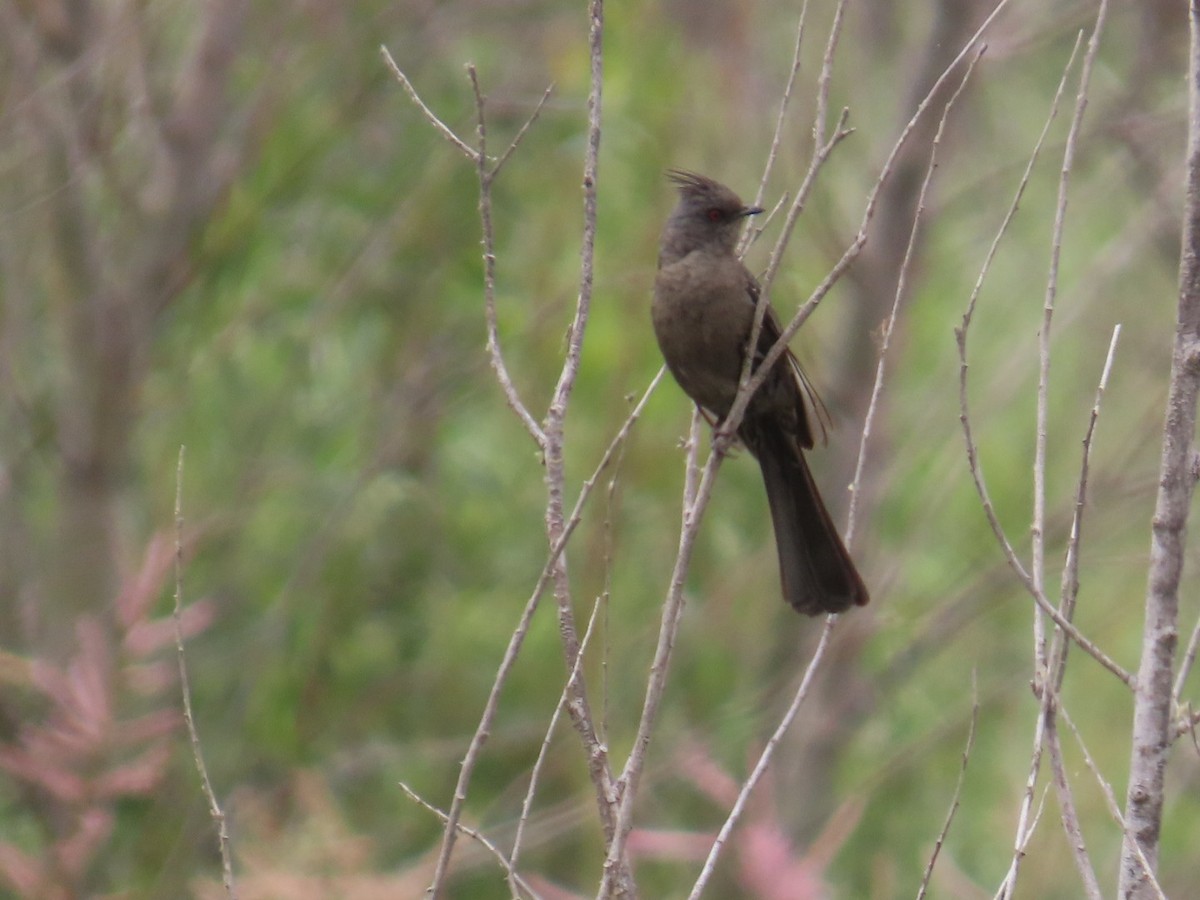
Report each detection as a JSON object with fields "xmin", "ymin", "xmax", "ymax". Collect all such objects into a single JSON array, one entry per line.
[
  {"xmin": 1172, "ymin": 611, "xmax": 1200, "ymax": 702},
  {"xmin": 811, "ymin": 0, "xmax": 849, "ymax": 156},
  {"xmin": 741, "ymin": 0, "xmax": 812, "ymax": 255},
  {"xmin": 380, "ymin": 46, "xmax": 478, "ymax": 161},
  {"xmin": 1171, "ymin": 704, "xmax": 1200, "ymax": 743},
  {"xmin": 1058, "ymin": 324, "xmax": 1121, "ymax": 647},
  {"xmin": 915, "ymin": 677, "xmax": 979, "ymax": 900},
  {"xmin": 993, "ymin": 785, "xmax": 1052, "ymax": 900},
  {"xmin": 493, "ymin": 83, "xmax": 555, "ymax": 178},
  {"xmin": 173, "ymin": 446, "xmax": 237, "ymax": 899},
  {"xmin": 686, "ymin": 618, "xmax": 837, "ymax": 900}
]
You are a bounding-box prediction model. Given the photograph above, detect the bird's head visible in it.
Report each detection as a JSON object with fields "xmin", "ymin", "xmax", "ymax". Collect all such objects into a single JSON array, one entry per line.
[{"xmin": 661, "ymin": 169, "xmax": 762, "ymax": 261}]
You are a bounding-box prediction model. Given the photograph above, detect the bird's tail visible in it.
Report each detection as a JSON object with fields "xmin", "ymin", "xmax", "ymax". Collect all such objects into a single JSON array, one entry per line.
[{"xmin": 747, "ymin": 421, "xmax": 869, "ymax": 615}]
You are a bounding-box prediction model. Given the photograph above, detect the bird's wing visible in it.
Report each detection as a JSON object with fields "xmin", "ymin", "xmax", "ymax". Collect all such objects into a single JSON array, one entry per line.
[{"xmin": 744, "ymin": 277, "xmax": 830, "ymax": 449}]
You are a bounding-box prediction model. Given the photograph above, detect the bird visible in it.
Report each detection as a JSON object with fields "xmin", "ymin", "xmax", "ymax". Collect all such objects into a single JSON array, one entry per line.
[{"xmin": 651, "ymin": 169, "xmax": 868, "ymax": 615}]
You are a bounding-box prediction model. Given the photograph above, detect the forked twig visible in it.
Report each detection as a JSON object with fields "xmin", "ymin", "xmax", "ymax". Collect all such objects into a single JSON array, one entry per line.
[
  {"xmin": 379, "ymin": 46, "xmax": 477, "ymax": 162},
  {"xmin": 424, "ymin": 365, "xmax": 658, "ymax": 897},
  {"xmin": 399, "ymin": 782, "xmax": 544, "ymax": 900}
]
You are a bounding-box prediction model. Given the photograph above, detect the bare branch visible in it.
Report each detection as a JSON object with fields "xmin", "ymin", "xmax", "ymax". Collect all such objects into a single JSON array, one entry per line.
[
  {"xmin": 1173, "ymin": 613, "xmax": 1200, "ymax": 702},
  {"xmin": 524, "ymin": 2, "xmax": 629, "ymax": 892},
  {"xmin": 173, "ymin": 447, "xmax": 237, "ymax": 899},
  {"xmin": 1120, "ymin": 0, "xmax": 1200, "ymax": 893}
]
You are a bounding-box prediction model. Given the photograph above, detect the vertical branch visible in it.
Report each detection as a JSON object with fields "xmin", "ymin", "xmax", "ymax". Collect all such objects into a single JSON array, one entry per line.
[
  {"xmin": 541, "ymin": 0, "xmax": 604, "ymax": 675},
  {"xmin": 1119, "ymin": 2, "xmax": 1200, "ymax": 896}
]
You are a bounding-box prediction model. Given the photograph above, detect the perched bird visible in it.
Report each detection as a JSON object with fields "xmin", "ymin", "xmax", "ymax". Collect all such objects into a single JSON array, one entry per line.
[{"xmin": 651, "ymin": 170, "xmax": 868, "ymax": 615}]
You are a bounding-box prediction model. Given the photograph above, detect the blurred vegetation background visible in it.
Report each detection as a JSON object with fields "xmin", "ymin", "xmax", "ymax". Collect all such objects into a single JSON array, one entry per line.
[{"xmin": 0, "ymin": 0, "xmax": 1196, "ymax": 897}]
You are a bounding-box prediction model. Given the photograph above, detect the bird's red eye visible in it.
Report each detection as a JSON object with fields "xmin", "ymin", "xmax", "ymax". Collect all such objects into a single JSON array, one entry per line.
[{"xmin": 706, "ymin": 208, "xmax": 723, "ymax": 222}]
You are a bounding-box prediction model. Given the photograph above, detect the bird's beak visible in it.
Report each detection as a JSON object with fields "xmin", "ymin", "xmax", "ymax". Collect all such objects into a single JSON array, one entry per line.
[{"xmin": 741, "ymin": 206, "xmax": 764, "ymax": 218}]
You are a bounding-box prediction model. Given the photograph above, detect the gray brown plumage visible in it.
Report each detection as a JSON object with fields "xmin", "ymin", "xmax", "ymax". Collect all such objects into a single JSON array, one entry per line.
[{"xmin": 652, "ymin": 170, "xmax": 868, "ymax": 615}]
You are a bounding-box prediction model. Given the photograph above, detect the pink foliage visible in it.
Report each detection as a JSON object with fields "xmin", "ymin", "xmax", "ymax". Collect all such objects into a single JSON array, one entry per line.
[{"xmin": 0, "ymin": 532, "xmax": 215, "ymax": 898}]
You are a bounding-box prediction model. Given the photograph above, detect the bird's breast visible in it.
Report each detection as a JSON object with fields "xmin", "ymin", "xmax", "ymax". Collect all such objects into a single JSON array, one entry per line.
[{"xmin": 651, "ymin": 253, "xmax": 754, "ymax": 417}]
